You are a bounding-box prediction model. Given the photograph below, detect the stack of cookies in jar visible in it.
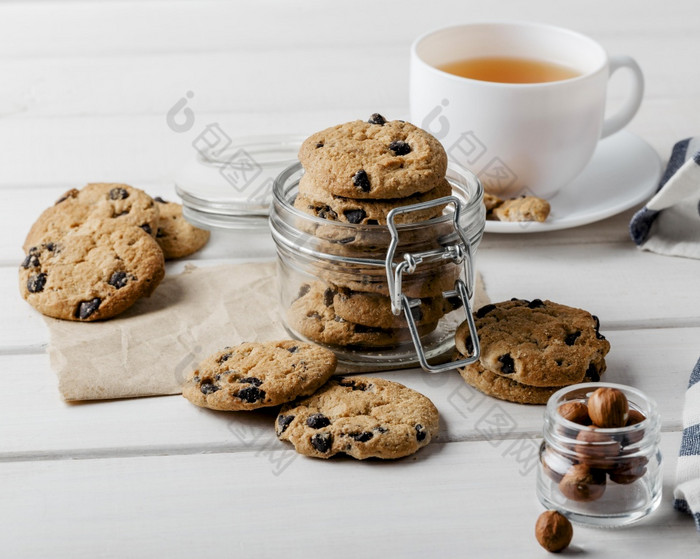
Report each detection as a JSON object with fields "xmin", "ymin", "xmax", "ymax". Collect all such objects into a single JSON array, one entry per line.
[{"xmin": 287, "ymin": 114, "xmax": 464, "ymax": 352}]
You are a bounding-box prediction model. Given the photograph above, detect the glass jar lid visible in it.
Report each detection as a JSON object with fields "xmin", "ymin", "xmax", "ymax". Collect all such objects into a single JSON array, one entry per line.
[{"xmin": 174, "ymin": 134, "xmax": 305, "ymax": 230}]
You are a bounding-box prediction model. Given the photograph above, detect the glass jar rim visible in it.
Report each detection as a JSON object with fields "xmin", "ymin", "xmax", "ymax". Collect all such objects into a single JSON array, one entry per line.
[
  {"xmin": 546, "ymin": 381, "xmax": 659, "ymax": 432},
  {"xmin": 271, "ymin": 160, "xmax": 484, "ymax": 231}
]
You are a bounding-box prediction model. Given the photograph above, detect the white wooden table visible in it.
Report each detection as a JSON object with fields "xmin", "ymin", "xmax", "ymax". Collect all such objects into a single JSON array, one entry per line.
[{"xmin": 1, "ymin": 1, "xmax": 699, "ymax": 556}]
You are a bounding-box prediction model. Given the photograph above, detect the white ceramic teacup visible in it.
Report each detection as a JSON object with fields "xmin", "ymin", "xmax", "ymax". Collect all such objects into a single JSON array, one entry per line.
[{"xmin": 409, "ymin": 21, "xmax": 644, "ymax": 199}]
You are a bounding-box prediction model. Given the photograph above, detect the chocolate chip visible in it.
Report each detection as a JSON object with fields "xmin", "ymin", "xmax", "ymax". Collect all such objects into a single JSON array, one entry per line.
[
  {"xmin": 76, "ymin": 298, "xmax": 101, "ymax": 319},
  {"xmin": 311, "ymin": 433, "xmax": 333, "ymax": 453},
  {"xmin": 217, "ymin": 352, "xmax": 232, "ymax": 363},
  {"xmin": 352, "ymin": 170, "xmax": 371, "ymax": 193},
  {"xmin": 323, "ymin": 287, "xmax": 335, "ymax": 307},
  {"xmin": 476, "ymin": 304, "xmax": 496, "ymax": 318},
  {"xmin": 156, "ymin": 228, "xmax": 165, "ymax": 238},
  {"xmin": 108, "ymin": 271, "xmax": 129, "ymax": 289},
  {"xmin": 317, "ymin": 205, "xmax": 338, "ymax": 220},
  {"xmin": 315, "ymin": 141, "xmax": 324, "ymax": 148},
  {"xmin": 366, "ymin": 219, "xmax": 379, "ymax": 225},
  {"xmin": 337, "ymin": 236, "xmax": 356, "ymax": 244},
  {"xmin": 498, "ymin": 354, "xmax": 515, "ymax": 374},
  {"xmin": 140, "ymin": 224, "xmax": 152, "ymax": 235},
  {"xmin": 415, "ymin": 424, "xmax": 427, "ymax": 442},
  {"xmin": 375, "ymin": 426, "xmax": 388, "ymax": 434},
  {"xmin": 338, "ymin": 378, "xmax": 366, "ymax": 391},
  {"xmin": 109, "ymin": 187, "xmax": 129, "ymax": 200},
  {"xmin": 200, "ymin": 381, "xmax": 219, "ymax": 395},
  {"xmin": 236, "ymin": 386, "xmax": 265, "ymax": 403},
  {"xmin": 55, "ymin": 190, "xmax": 78, "ymax": 205},
  {"xmin": 27, "ymin": 273, "xmax": 47, "ymax": 293},
  {"xmin": 287, "ymin": 346, "xmax": 298, "ymax": 353},
  {"xmin": 44, "ymin": 242, "xmax": 57, "ymax": 252},
  {"xmin": 592, "ymin": 315, "xmax": 606, "ymax": 340},
  {"xmin": 154, "ymin": 196, "xmax": 167, "ymax": 203},
  {"xmin": 349, "ymin": 431, "xmax": 374, "ymax": 442},
  {"xmin": 367, "ymin": 113, "xmax": 386, "ymax": 125},
  {"xmin": 239, "ymin": 377, "xmax": 263, "ymax": 387},
  {"xmin": 22, "ymin": 253, "xmax": 40, "ymax": 269},
  {"xmin": 389, "ymin": 140, "xmax": 411, "ymax": 156},
  {"xmin": 277, "ymin": 414, "xmax": 295, "ymax": 434},
  {"xmin": 586, "ymin": 363, "xmax": 600, "ymax": 382},
  {"xmin": 564, "ymin": 331, "xmax": 581, "ymax": 346},
  {"xmin": 462, "ymin": 336, "xmax": 474, "ymax": 356},
  {"xmin": 343, "ymin": 209, "xmax": 367, "ymax": 224},
  {"xmin": 528, "ymin": 299, "xmax": 545, "ymax": 309},
  {"xmin": 306, "ymin": 413, "xmax": 331, "ymax": 429}
]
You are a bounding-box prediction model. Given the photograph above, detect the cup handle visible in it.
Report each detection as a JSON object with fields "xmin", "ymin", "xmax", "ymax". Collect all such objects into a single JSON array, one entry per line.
[{"xmin": 601, "ymin": 55, "xmax": 644, "ymax": 139}]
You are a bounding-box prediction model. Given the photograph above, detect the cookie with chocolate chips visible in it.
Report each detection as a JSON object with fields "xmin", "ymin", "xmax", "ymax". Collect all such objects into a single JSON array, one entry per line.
[
  {"xmin": 294, "ymin": 173, "xmax": 451, "ymax": 225},
  {"xmin": 455, "ymin": 359, "xmax": 602, "ymax": 405},
  {"xmin": 332, "ymin": 285, "xmax": 459, "ymax": 329},
  {"xmin": 455, "ymin": 299, "xmax": 610, "ymax": 388},
  {"xmin": 276, "ymin": 376, "xmax": 439, "ymax": 459},
  {"xmin": 152, "ymin": 197, "xmax": 210, "ymax": 259},
  {"xmin": 24, "ymin": 182, "xmax": 160, "ymax": 251},
  {"xmin": 181, "ymin": 340, "xmax": 337, "ymax": 411},
  {"xmin": 288, "ymin": 281, "xmax": 438, "ymax": 348},
  {"xmin": 19, "ymin": 219, "xmax": 165, "ymax": 321},
  {"xmin": 298, "ymin": 116, "xmax": 448, "ymax": 199}
]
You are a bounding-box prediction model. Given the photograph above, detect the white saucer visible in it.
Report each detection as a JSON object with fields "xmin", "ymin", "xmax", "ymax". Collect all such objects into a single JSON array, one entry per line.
[{"xmin": 483, "ymin": 131, "xmax": 663, "ymax": 233}]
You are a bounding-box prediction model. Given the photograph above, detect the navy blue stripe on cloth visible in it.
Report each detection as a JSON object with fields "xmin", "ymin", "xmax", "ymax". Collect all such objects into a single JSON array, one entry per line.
[
  {"xmin": 630, "ymin": 137, "xmax": 692, "ymax": 245},
  {"xmin": 689, "ymin": 355, "xmax": 700, "ymax": 389},
  {"xmin": 680, "ymin": 424, "xmax": 700, "ymax": 456},
  {"xmin": 674, "ymin": 499, "xmax": 700, "ymax": 531}
]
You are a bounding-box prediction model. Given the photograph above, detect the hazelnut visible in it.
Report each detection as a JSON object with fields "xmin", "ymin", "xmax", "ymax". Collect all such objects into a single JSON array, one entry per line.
[
  {"xmin": 574, "ymin": 429, "xmax": 621, "ymax": 468},
  {"xmin": 627, "ymin": 409, "xmax": 646, "ymax": 426},
  {"xmin": 608, "ymin": 455, "xmax": 648, "ymax": 484},
  {"xmin": 557, "ymin": 401, "xmax": 591, "ymax": 425},
  {"xmin": 559, "ymin": 463, "xmax": 606, "ymax": 502},
  {"xmin": 588, "ymin": 387, "xmax": 629, "ymax": 428},
  {"xmin": 541, "ymin": 446, "xmax": 576, "ymax": 483},
  {"xmin": 535, "ymin": 510, "xmax": 573, "ymax": 553}
]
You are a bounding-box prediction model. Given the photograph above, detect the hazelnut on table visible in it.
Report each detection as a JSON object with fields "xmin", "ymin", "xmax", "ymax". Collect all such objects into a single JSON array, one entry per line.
[{"xmin": 535, "ymin": 510, "xmax": 573, "ymax": 553}]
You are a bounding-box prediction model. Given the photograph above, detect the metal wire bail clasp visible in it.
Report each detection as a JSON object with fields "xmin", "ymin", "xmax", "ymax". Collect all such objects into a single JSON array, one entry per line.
[{"xmin": 384, "ymin": 196, "xmax": 480, "ymax": 373}]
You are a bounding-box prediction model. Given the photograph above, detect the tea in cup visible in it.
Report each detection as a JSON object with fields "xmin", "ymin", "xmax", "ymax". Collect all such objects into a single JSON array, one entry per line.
[{"xmin": 410, "ymin": 21, "xmax": 644, "ymax": 198}]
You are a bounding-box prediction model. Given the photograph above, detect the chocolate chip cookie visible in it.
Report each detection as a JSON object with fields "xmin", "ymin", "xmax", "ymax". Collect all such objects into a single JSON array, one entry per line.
[
  {"xmin": 19, "ymin": 219, "xmax": 165, "ymax": 321},
  {"xmin": 288, "ymin": 281, "xmax": 438, "ymax": 348},
  {"xmin": 455, "ymin": 299, "xmax": 609, "ymax": 388},
  {"xmin": 182, "ymin": 340, "xmax": 337, "ymax": 411},
  {"xmin": 153, "ymin": 197, "xmax": 210, "ymax": 259},
  {"xmin": 316, "ymin": 260, "xmax": 461, "ymax": 299},
  {"xmin": 332, "ymin": 285, "xmax": 459, "ymax": 329},
  {"xmin": 276, "ymin": 376, "xmax": 439, "ymax": 459},
  {"xmin": 485, "ymin": 193, "xmax": 550, "ymax": 222},
  {"xmin": 24, "ymin": 183, "xmax": 160, "ymax": 250},
  {"xmin": 294, "ymin": 174, "xmax": 451, "ymax": 225},
  {"xmin": 298, "ymin": 116, "xmax": 448, "ymax": 199},
  {"xmin": 456, "ymin": 359, "xmax": 601, "ymax": 405}
]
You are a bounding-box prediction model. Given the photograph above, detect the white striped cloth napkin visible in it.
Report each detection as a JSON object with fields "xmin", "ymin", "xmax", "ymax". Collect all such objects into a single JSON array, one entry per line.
[
  {"xmin": 629, "ymin": 137, "xmax": 700, "ymax": 258},
  {"xmin": 630, "ymin": 139, "xmax": 700, "ymax": 529},
  {"xmin": 673, "ymin": 357, "xmax": 700, "ymax": 530}
]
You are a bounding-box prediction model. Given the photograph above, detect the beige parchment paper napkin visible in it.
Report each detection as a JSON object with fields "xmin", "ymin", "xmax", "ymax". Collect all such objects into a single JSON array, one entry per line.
[
  {"xmin": 46, "ymin": 261, "xmax": 488, "ymax": 401},
  {"xmin": 47, "ymin": 261, "xmax": 286, "ymax": 401}
]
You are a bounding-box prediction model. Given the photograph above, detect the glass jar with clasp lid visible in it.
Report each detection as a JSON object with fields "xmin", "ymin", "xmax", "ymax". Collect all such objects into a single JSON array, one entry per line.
[{"xmin": 269, "ymin": 159, "xmax": 485, "ymax": 372}]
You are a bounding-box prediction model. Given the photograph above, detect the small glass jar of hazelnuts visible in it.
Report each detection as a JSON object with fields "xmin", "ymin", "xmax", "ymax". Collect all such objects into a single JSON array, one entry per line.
[{"xmin": 536, "ymin": 382, "xmax": 662, "ymax": 527}]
